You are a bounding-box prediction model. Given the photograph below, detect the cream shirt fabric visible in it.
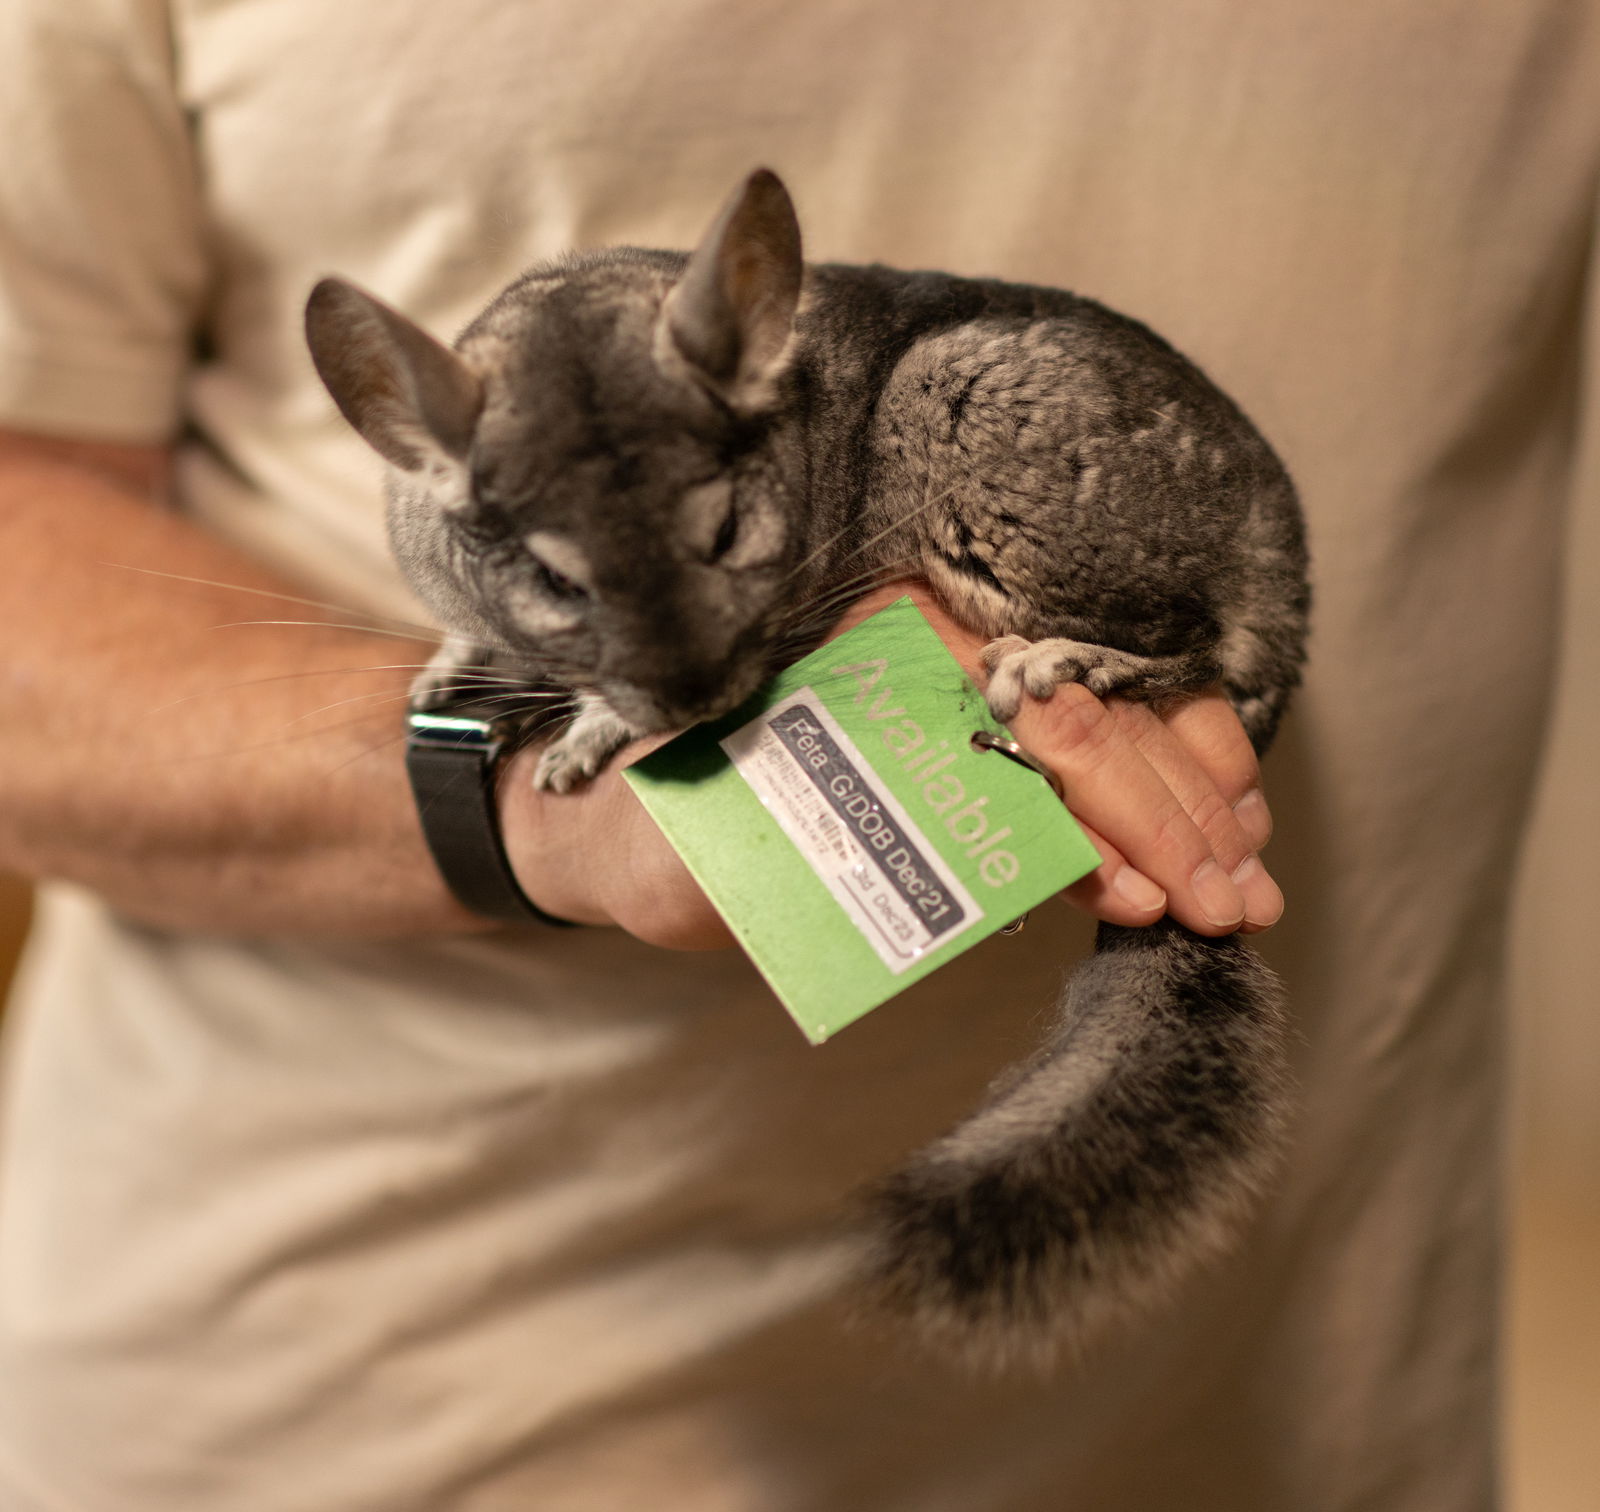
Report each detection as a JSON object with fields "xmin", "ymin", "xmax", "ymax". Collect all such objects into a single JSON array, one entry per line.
[{"xmin": 1, "ymin": 2, "xmax": 1596, "ymax": 1509}]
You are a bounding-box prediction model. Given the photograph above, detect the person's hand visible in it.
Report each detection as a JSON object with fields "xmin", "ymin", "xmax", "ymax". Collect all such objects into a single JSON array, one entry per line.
[
  {"xmin": 501, "ymin": 579, "xmax": 1283, "ymax": 948},
  {"xmin": 501, "ymin": 725, "xmax": 737, "ymax": 949},
  {"xmin": 829, "ymin": 583, "xmax": 1282, "ymax": 938}
]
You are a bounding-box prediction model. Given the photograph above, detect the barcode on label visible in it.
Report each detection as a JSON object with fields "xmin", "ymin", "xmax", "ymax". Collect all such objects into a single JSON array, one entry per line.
[{"xmin": 720, "ymin": 689, "xmax": 983, "ymax": 972}]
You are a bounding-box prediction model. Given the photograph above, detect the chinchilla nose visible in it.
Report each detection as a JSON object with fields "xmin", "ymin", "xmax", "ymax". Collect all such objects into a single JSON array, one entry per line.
[
  {"xmin": 653, "ymin": 661, "xmax": 737, "ymax": 720},
  {"xmin": 606, "ymin": 606, "xmax": 750, "ymax": 721}
]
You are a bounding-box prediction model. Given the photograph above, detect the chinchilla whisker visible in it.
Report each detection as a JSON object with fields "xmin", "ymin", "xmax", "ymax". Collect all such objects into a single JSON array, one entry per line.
[
  {"xmin": 102, "ymin": 563, "xmax": 441, "ymax": 636},
  {"xmin": 799, "ymin": 562, "xmax": 900, "ymax": 600},
  {"xmin": 825, "ymin": 484, "xmax": 962, "ymax": 581},
  {"xmin": 320, "ymin": 692, "xmax": 566, "ymax": 778},
  {"xmin": 318, "ymin": 727, "xmax": 415, "ymax": 777},
  {"xmin": 770, "ymin": 555, "xmax": 922, "ymax": 626},
  {"xmin": 145, "ymin": 663, "xmax": 534, "ymax": 717},
  {"xmin": 776, "ymin": 576, "xmax": 911, "ymax": 635},
  {"xmin": 284, "ymin": 683, "xmax": 567, "ymax": 726},
  {"xmin": 789, "ymin": 567, "xmax": 910, "ymax": 619},
  {"xmin": 779, "ymin": 502, "xmax": 924, "ymax": 590},
  {"xmin": 776, "ymin": 482, "xmax": 959, "ymax": 595},
  {"xmin": 139, "ymin": 687, "xmax": 560, "ymax": 763},
  {"xmin": 778, "ymin": 524, "xmax": 864, "ymax": 591},
  {"xmin": 212, "ymin": 618, "xmax": 442, "ymax": 642},
  {"xmin": 130, "ymin": 710, "xmax": 423, "ymax": 767}
]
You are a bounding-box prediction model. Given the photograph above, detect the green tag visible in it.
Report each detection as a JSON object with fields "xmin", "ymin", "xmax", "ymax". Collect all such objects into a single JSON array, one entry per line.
[{"xmin": 624, "ymin": 599, "xmax": 1101, "ymax": 1043}]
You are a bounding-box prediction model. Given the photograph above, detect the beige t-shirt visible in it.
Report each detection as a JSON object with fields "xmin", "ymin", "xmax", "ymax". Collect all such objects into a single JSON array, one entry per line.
[{"xmin": 2, "ymin": 2, "xmax": 1596, "ymax": 1509}]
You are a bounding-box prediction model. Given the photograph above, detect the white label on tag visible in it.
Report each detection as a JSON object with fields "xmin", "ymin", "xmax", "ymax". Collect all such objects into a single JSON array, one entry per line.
[{"xmin": 721, "ymin": 687, "xmax": 984, "ymax": 972}]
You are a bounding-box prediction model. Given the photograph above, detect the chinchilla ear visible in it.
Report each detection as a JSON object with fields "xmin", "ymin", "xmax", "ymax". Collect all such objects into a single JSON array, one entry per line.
[
  {"xmin": 305, "ymin": 278, "xmax": 483, "ymax": 472},
  {"xmin": 657, "ymin": 167, "xmax": 802, "ymax": 411}
]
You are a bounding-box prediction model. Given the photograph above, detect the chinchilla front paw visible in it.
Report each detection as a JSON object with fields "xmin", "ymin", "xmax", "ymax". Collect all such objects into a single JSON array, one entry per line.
[
  {"xmin": 531, "ymin": 700, "xmax": 634, "ymax": 792},
  {"xmin": 409, "ymin": 633, "xmax": 491, "ymax": 711}
]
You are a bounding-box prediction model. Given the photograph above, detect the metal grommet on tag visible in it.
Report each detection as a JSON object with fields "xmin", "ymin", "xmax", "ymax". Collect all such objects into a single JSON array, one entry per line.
[
  {"xmin": 970, "ymin": 730, "xmax": 1064, "ymax": 799},
  {"xmin": 971, "ymin": 731, "xmax": 1066, "ymax": 939}
]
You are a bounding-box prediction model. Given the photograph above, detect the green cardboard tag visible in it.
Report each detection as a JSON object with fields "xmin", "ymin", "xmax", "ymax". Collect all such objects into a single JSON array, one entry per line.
[{"xmin": 624, "ymin": 599, "xmax": 1101, "ymax": 1043}]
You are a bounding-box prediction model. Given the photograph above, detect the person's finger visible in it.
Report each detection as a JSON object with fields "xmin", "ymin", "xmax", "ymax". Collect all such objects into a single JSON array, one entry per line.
[
  {"xmin": 1007, "ymin": 682, "xmax": 1246, "ymax": 936},
  {"xmin": 1107, "ymin": 696, "xmax": 1283, "ymax": 931},
  {"xmin": 1155, "ymin": 692, "xmax": 1272, "ymax": 848},
  {"xmin": 1058, "ymin": 819, "xmax": 1168, "ymax": 926}
]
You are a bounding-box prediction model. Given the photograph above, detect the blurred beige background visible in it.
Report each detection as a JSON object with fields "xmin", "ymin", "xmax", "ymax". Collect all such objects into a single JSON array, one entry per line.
[
  {"xmin": 1503, "ymin": 413, "xmax": 1600, "ymax": 1509},
  {"xmin": 0, "ymin": 498, "xmax": 1595, "ymax": 1504}
]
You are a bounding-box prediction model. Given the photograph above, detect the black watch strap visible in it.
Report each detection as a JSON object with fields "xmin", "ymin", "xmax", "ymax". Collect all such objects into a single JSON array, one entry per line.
[{"xmin": 405, "ymin": 698, "xmax": 578, "ymax": 928}]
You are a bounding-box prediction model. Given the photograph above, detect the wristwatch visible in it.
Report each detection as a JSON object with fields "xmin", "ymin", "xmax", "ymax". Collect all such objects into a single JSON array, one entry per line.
[{"xmin": 405, "ymin": 689, "xmax": 578, "ymax": 927}]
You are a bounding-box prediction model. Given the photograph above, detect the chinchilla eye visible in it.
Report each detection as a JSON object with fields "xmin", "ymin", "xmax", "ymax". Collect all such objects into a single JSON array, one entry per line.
[
  {"xmin": 519, "ymin": 531, "xmax": 594, "ymax": 605},
  {"xmin": 533, "ymin": 556, "xmax": 589, "ymax": 602},
  {"xmin": 683, "ymin": 477, "xmax": 739, "ymax": 563},
  {"xmin": 709, "ymin": 502, "xmax": 740, "ymax": 562}
]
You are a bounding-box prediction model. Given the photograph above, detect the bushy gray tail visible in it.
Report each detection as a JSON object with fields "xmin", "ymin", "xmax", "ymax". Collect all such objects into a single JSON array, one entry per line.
[{"xmin": 867, "ymin": 919, "xmax": 1291, "ymax": 1364}]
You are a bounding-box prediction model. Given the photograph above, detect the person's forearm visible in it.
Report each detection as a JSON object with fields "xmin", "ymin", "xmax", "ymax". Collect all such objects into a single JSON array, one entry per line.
[
  {"xmin": 0, "ymin": 432, "xmax": 1281, "ymax": 947},
  {"xmin": 0, "ymin": 438, "xmax": 485, "ymax": 937}
]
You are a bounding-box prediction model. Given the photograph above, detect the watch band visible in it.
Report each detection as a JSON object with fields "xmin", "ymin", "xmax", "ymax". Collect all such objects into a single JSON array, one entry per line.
[{"xmin": 405, "ymin": 695, "xmax": 578, "ymax": 927}]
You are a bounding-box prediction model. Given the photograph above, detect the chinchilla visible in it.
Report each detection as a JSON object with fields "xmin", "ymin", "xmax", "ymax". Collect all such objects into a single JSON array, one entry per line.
[{"xmin": 306, "ymin": 168, "xmax": 1308, "ymax": 1363}]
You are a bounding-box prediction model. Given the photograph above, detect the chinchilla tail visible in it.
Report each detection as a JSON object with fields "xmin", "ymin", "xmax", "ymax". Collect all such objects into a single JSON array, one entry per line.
[{"xmin": 865, "ymin": 917, "xmax": 1292, "ymax": 1365}]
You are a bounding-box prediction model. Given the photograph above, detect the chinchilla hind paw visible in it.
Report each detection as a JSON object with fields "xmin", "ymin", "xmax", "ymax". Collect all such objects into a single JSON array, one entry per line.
[
  {"xmin": 980, "ymin": 635, "xmax": 1224, "ymax": 724},
  {"xmin": 862, "ymin": 919, "xmax": 1292, "ymax": 1368}
]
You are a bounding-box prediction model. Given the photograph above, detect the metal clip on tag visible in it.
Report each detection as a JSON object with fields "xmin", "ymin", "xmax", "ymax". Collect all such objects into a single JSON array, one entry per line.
[{"xmin": 970, "ymin": 730, "xmax": 1066, "ymax": 936}]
